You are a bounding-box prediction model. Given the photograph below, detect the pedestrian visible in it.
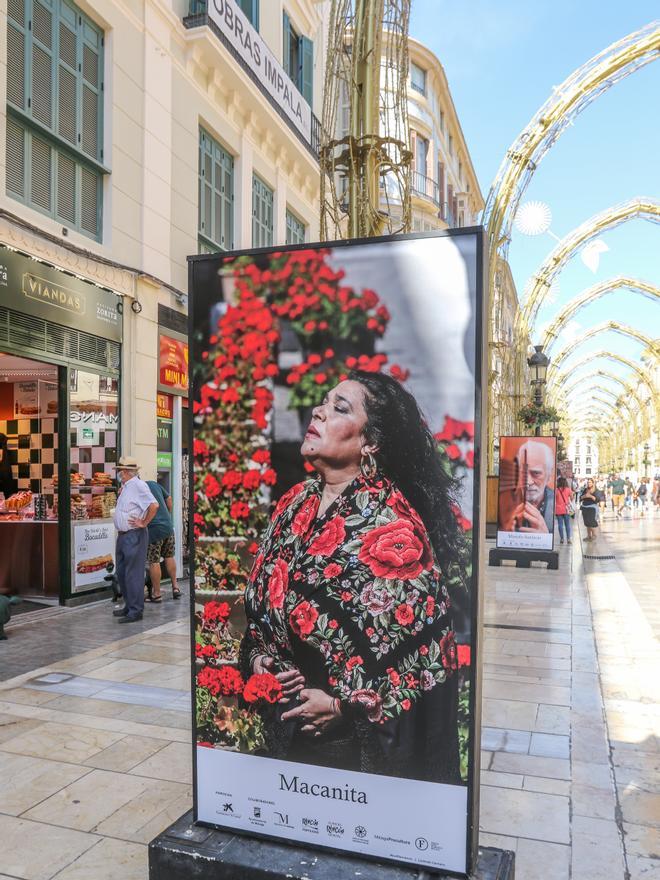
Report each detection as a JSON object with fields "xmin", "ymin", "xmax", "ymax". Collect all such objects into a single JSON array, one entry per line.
[
  {"xmin": 580, "ymin": 478, "xmax": 599, "ymax": 541},
  {"xmin": 595, "ymin": 477, "xmax": 606, "ymax": 518},
  {"xmin": 555, "ymin": 476, "xmax": 573, "ymax": 545},
  {"xmin": 571, "ymin": 475, "xmax": 579, "ymax": 506},
  {"xmin": 608, "ymin": 473, "xmax": 625, "ymax": 517},
  {"xmin": 145, "ymin": 478, "xmax": 181, "ymax": 602},
  {"xmin": 112, "ymin": 457, "xmax": 159, "ymax": 623},
  {"xmin": 636, "ymin": 478, "xmax": 648, "ymax": 517},
  {"xmin": 0, "ymin": 433, "xmax": 17, "ymax": 500}
]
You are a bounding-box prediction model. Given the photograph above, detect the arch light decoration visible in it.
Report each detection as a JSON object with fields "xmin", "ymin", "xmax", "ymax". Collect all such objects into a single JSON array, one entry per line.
[
  {"xmin": 517, "ymin": 198, "xmax": 660, "ymax": 342},
  {"xmin": 558, "ymin": 379, "xmax": 646, "ymax": 421},
  {"xmin": 564, "ymin": 386, "xmax": 638, "ymax": 424},
  {"xmin": 547, "ymin": 322, "xmax": 660, "ymax": 377},
  {"xmin": 548, "ymin": 350, "xmax": 657, "ymax": 398},
  {"xmin": 551, "ymin": 369, "xmax": 648, "ymax": 411},
  {"xmin": 542, "ymin": 278, "xmax": 660, "ymax": 352}
]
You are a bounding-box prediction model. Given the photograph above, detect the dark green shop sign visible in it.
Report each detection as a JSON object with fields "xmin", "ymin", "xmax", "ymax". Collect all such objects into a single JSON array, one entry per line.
[
  {"xmin": 157, "ymin": 419, "xmax": 173, "ymax": 452},
  {"xmin": 0, "ymin": 246, "xmax": 122, "ymax": 342}
]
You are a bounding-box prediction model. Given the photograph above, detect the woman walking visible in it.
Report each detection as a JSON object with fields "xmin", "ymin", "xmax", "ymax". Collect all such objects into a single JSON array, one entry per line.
[
  {"xmin": 580, "ymin": 478, "xmax": 599, "ymax": 542},
  {"xmin": 555, "ymin": 476, "xmax": 573, "ymax": 545}
]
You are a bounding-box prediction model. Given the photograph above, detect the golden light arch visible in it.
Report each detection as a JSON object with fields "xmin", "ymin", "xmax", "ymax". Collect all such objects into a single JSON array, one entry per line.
[
  {"xmin": 547, "ymin": 322, "xmax": 660, "ymax": 378},
  {"xmin": 547, "ymin": 350, "xmax": 657, "ymax": 399},
  {"xmin": 517, "ymin": 199, "xmax": 660, "ymax": 342},
  {"xmin": 564, "ymin": 386, "xmax": 638, "ymax": 424},
  {"xmin": 541, "ymin": 278, "xmax": 660, "ymax": 352},
  {"xmin": 557, "ymin": 377, "xmax": 647, "ymax": 422}
]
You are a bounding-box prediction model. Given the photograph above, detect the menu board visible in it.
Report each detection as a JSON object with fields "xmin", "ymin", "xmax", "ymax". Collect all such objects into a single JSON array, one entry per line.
[{"xmin": 72, "ymin": 521, "xmax": 116, "ymax": 591}]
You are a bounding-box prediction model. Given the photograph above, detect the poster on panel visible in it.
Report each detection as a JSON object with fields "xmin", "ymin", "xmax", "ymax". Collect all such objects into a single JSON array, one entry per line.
[
  {"xmin": 190, "ymin": 230, "xmax": 486, "ymax": 876},
  {"xmin": 496, "ymin": 436, "xmax": 557, "ymax": 551}
]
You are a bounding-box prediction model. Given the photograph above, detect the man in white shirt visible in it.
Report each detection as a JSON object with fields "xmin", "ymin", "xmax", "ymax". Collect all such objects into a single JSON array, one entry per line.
[{"xmin": 112, "ymin": 457, "xmax": 158, "ymax": 623}]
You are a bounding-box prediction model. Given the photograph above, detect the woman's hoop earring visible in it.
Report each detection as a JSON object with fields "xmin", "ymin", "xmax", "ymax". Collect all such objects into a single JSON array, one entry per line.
[{"xmin": 360, "ymin": 450, "xmax": 378, "ymax": 481}]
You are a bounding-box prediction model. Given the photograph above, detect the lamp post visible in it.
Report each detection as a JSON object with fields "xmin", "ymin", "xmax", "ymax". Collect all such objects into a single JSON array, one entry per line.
[
  {"xmin": 527, "ymin": 345, "xmax": 550, "ymax": 437},
  {"xmin": 643, "ymin": 442, "xmax": 650, "ymax": 477}
]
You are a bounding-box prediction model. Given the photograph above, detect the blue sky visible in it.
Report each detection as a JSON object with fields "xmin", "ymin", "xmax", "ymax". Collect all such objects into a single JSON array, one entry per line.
[{"xmin": 409, "ymin": 3, "xmax": 659, "ymax": 405}]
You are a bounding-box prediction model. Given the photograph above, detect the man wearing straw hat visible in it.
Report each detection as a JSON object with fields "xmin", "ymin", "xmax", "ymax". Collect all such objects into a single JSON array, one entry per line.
[{"xmin": 112, "ymin": 457, "xmax": 159, "ymax": 623}]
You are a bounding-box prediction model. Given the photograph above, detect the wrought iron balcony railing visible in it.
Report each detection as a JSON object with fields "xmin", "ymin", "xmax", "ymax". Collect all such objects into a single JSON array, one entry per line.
[{"xmin": 411, "ymin": 171, "xmax": 440, "ymax": 207}]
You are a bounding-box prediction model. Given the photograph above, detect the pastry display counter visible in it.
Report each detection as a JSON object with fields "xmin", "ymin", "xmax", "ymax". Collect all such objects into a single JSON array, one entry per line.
[{"xmin": 0, "ymin": 520, "xmax": 59, "ymax": 597}]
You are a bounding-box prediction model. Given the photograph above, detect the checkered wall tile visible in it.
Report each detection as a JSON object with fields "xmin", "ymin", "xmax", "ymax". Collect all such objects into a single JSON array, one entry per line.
[{"xmin": 0, "ymin": 417, "xmax": 59, "ymax": 500}]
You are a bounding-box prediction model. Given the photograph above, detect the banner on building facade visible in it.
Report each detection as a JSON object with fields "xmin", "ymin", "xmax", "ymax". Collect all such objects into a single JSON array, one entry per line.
[
  {"xmin": 189, "ymin": 230, "xmax": 487, "ymax": 876},
  {"xmin": 159, "ymin": 333, "xmax": 189, "ymax": 396},
  {"xmin": 496, "ymin": 436, "xmax": 557, "ymax": 552}
]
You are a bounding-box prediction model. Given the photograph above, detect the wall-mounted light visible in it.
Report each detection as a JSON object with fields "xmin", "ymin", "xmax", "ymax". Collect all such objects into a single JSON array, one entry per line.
[
  {"xmin": 116, "ymin": 301, "xmax": 123, "ymax": 315},
  {"xmin": 131, "ymin": 300, "xmax": 143, "ymax": 314}
]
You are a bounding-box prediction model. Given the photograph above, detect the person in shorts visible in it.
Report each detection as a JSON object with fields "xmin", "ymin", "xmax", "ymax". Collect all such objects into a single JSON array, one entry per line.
[
  {"xmin": 608, "ymin": 474, "xmax": 625, "ymax": 517},
  {"xmin": 145, "ymin": 478, "xmax": 181, "ymax": 601}
]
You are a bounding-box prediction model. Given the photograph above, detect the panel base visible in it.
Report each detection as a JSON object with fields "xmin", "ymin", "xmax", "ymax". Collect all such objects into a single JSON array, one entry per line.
[
  {"xmin": 148, "ymin": 810, "xmax": 515, "ymax": 879},
  {"xmin": 489, "ymin": 548, "xmax": 559, "ymax": 570}
]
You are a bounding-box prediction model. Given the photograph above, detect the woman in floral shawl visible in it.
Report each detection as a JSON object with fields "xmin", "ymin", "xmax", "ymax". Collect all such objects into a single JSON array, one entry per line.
[{"xmin": 239, "ymin": 371, "xmax": 464, "ymax": 783}]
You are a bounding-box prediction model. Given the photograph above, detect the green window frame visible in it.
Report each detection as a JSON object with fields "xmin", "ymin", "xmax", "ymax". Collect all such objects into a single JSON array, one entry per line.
[
  {"xmin": 283, "ymin": 11, "xmax": 313, "ymax": 106},
  {"xmin": 285, "ymin": 209, "xmax": 305, "ymax": 245},
  {"xmin": 237, "ymin": 0, "xmax": 258, "ymax": 29},
  {"xmin": 198, "ymin": 127, "xmax": 234, "ymax": 252},
  {"xmin": 252, "ymin": 174, "xmax": 273, "ymax": 248},
  {"xmin": 6, "ymin": 0, "xmax": 105, "ymax": 240}
]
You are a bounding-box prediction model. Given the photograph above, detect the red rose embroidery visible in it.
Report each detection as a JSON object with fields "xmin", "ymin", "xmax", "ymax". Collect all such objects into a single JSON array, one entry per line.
[
  {"xmin": 401, "ymin": 698, "xmax": 412, "ymax": 711},
  {"xmin": 394, "ymin": 603, "xmax": 415, "ymax": 626},
  {"xmin": 323, "ymin": 562, "xmax": 342, "ymax": 579},
  {"xmin": 346, "ymin": 656, "xmax": 363, "ymax": 671},
  {"xmin": 267, "ymin": 558, "xmax": 288, "ymax": 610},
  {"xmin": 350, "ymin": 689, "xmax": 383, "ymax": 723},
  {"xmin": 328, "ymin": 619, "xmax": 339, "ymax": 629},
  {"xmin": 419, "ymin": 644, "xmax": 429, "ymax": 656},
  {"xmin": 358, "ymin": 519, "xmax": 432, "ymax": 580},
  {"xmin": 308, "ymin": 516, "xmax": 346, "ymax": 556},
  {"xmin": 387, "ymin": 668, "xmax": 401, "ymax": 686},
  {"xmin": 292, "ymin": 495, "xmax": 320, "ymax": 537},
  {"xmin": 273, "ymin": 481, "xmax": 306, "ymax": 517},
  {"xmin": 289, "ymin": 601, "xmax": 319, "ymax": 639},
  {"xmin": 440, "ymin": 631, "xmax": 459, "ymax": 672}
]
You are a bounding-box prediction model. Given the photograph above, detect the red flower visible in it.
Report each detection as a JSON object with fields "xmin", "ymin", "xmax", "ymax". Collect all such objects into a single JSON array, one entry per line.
[
  {"xmin": 401, "ymin": 698, "xmax": 412, "ymax": 711},
  {"xmin": 248, "ymin": 542, "xmax": 259, "ymax": 555},
  {"xmin": 203, "ymin": 601, "xmax": 231, "ymax": 626},
  {"xmin": 458, "ymin": 644, "xmax": 471, "ymax": 667},
  {"xmin": 445, "ymin": 443, "xmax": 462, "ymax": 460},
  {"xmin": 314, "ymin": 372, "xmax": 327, "ymax": 384},
  {"xmin": 195, "ymin": 643, "xmax": 218, "ymax": 659},
  {"xmin": 328, "ymin": 619, "xmax": 339, "ymax": 629},
  {"xmin": 340, "ymin": 591, "xmax": 352, "ymax": 602},
  {"xmin": 221, "ymin": 387, "xmax": 240, "ymax": 404},
  {"xmin": 358, "ymin": 519, "xmax": 432, "ymax": 580},
  {"xmin": 194, "ymin": 439, "xmax": 210, "ymax": 459},
  {"xmin": 274, "ymin": 481, "xmax": 306, "ymax": 516},
  {"xmin": 203, "ymin": 474, "xmax": 221, "ymax": 499},
  {"xmin": 289, "ymin": 601, "xmax": 319, "ymax": 639},
  {"xmin": 242, "ymin": 470, "xmax": 262, "ymax": 491},
  {"xmin": 197, "ymin": 741, "xmax": 214, "ymax": 748},
  {"xmin": 230, "ymin": 501, "xmax": 250, "ymax": 520},
  {"xmin": 394, "ymin": 603, "xmax": 414, "ymax": 626},
  {"xmin": 267, "ymin": 558, "xmax": 288, "ymax": 610},
  {"xmin": 243, "ymin": 672, "xmax": 282, "ymax": 704},
  {"xmin": 262, "ymin": 468, "xmax": 277, "ymax": 486},
  {"xmin": 323, "ymin": 562, "xmax": 342, "ymax": 579},
  {"xmin": 419, "ymin": 644, "xmax": 429, "ymax": 656},
  {"xmin": 440, "ymin": 631, "xmax": 458, "ymax": 672},
  {"xmin": 389, "ymin": 364, "xmax": 410, "ymax": 382},
  {"xmin": 308, "ymin": 353, "xmax": 322, "ymax": 366},
  {"xmin": 196, "ymin": 665, "xmax": 243, "ymax": 697},
  {"xmin": 387, "ymin": 668, "xmax": 401, "ymax": 686},
  {"xmin": 435, "ymin": 416, "xmax": 475, "ymax": 442},
  {"xmin": 251, "ymin": 449, "xmax": 270, "ymax": 465},
  {"xmin": 349, "ymin": 689, "xmax": 383, "ymax": 723},
  {"xmin": 292, "ymin": 495, "xmax": 320, "ymax": 537},
  {"xmin": 222, "ymin": 470, "xmax": 243, "ymax": 490},
  {"xmin": 346, "ymin": 656, "xmax": 363, "ymax": 671},
  {"xmin": 425, "ymin": 596, "xmax": 435, "ymax": 618},
  {"xmin": 308, "ymin": 516, "xmax": 346, "ymax": 556}
]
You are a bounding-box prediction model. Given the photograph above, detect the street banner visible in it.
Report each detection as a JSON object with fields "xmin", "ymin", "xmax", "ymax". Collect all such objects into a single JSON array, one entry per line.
[
  {"xmin": 558, "ymin": 459, "xmax": 573, "ymax": 481},
  {"xmin": 190, "ymin": 230, "xmax": 487, "ymax": 876},
  {"xmin": 496, "ymin": 436, "xmax": 557, "ymax": 551}
]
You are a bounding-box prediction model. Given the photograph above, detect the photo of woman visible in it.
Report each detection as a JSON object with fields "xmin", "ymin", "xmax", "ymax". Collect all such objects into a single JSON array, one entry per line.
[{"xmin": 239, "ymin": 371, "xmax": 463, "ymax": 784}]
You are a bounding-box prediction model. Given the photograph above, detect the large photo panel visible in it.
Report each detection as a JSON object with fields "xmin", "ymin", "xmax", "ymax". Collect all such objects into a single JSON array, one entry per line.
[
  {"xmin": 190, "ymin": 230, "xmax": 486, "ymax": 876},
  {"xmin": 496, "ymin": 436, "xmax": 557, "ymax": 552}
]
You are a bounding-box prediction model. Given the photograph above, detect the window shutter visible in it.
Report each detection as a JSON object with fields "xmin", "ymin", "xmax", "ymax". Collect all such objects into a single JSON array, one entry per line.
[
  {"xmin": 80, "ymin": 165, "xmax": 99, "ymax": 235},
  {"xmin": 56, "ymin": 151, "xmax": 76, "ymax": 222},
  {"xmin": 31, "ymin": 0, "xmax": 54, "ymax": 129},
  {"xmin": 7, "ymin": 15, "xmax": 26, "ymax": 109},
  {"xmin": 300, "ymin": 35, "xmax": 313, "ymax": 106},
  {"xmin": 30, "ymin": 133, "xmax": 53, "ymax": 211},
  {"xmin": 282, "ymin": 12, "xmax": 291, "ymax": 75},
  {"xmin": 6, "ymin": 118, "xmax": 26, "ymax": 198},
  {"xmin": 81, "ymin": 27, "xmax": 101, "ymax": 160}
]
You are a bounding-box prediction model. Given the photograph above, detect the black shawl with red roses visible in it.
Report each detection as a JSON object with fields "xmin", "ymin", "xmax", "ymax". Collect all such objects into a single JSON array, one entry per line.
[{"xmin": 239, "ymin": 473, "xmax": 461, "ymax": 784}]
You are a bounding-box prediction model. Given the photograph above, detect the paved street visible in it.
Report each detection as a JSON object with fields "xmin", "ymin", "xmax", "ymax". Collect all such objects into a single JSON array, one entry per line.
[{"xmin": 0, "ymin": 511, "xmax": 658, "ymax": 880}]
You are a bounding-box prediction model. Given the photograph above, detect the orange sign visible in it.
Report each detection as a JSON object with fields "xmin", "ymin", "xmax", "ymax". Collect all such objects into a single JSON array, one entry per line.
[
  {"xmin": 159, "ymin": 334, "xmax": 189, "ymax": 394},
  {"xmin": 157, "ymin": 392, "xmax": 173, "ymax": 419}
]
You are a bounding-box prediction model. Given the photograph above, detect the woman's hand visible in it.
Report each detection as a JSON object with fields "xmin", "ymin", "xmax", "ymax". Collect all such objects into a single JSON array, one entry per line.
[
  {"xmin": 253, "ymin": 655, "xmax": 305, "ymax": 703},
  {"xmin": 280, "ymin": 688, "xmax": 341, "ymax": 736}
]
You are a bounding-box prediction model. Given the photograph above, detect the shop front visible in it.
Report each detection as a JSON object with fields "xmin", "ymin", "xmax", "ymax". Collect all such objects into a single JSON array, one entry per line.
[{"xmin": 0, "ymin": 246, "xmax": 122, "ymax": 604}]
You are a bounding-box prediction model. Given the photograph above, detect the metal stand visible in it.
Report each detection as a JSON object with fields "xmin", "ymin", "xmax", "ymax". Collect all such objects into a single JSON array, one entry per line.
[
  {"xmin": 149, "ymin": 811, "xmax": 515, "ymax": 880},
  {"xmin": 489, "ymin": 548, "xmax": 559, "ymax": 570}
]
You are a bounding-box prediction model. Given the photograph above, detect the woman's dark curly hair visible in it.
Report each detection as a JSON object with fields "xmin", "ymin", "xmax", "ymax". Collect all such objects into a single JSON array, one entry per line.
[{"xmin": 349, "ymin": 370, "xmax": 465, "ymax": 573}]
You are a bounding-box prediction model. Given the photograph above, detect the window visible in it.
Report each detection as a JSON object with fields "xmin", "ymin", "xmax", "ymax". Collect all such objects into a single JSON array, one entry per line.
[
  {"xmin": 252, "ymin": 174, "xmax": 273, "ymax": 248},
  {"xmin": 415, "ymin": 134, "xmax": 428, "ymax": 175},
  {"xmin": 198, "ymin": 128, "xmax": 234, "ymax": 252},
  {"xmin": 439, "ymin": 110, "xmax": 445, "ymax": 133},
  {"xmin": 6, "ymin": 0, "xmax": 104, "ymax": 240},
  {"xmin": 585, "ymin": 468, "xmax": 592, "ymax": 475},
  {"xmin": 448, "ymin": 134, "xmax": 454, "ymax": 156},
  {"xmin": 236, "ymin": 0, "xmax": 258, "ymax": 29},
  {"xmin": 286, "ymin": 209, "xmax": 305, "ymax": 245},
  {"xmin": 410, "ymin": 62, "xmax": 426, "ymax": 95},
  {"xmin": 283, "ymin": 12, "xmax": 313, "ymax": 106}
]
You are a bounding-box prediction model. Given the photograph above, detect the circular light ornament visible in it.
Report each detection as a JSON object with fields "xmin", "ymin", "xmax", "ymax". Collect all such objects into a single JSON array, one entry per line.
[{"xmin": 514, "ymin": 200, "xmax": 553, "ymax": 236}]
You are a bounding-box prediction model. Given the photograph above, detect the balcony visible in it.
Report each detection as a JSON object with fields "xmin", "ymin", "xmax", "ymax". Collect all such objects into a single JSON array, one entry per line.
[
  {"xmin": 184, "ymin": 0, "xmax": 321, "ymax": 159},
  {"xmin": 411, "ymin": 171, "xmax": 440, "ymax": 206}
]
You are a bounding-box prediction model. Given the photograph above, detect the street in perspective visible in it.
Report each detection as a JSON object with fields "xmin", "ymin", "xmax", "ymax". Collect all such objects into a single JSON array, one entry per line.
[{"xmin": 0, "ymin": 2, "xmax": 658, "ymax": 879}]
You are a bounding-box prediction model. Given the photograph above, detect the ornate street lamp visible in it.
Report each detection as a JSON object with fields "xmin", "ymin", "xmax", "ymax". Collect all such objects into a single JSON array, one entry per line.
[
  {"xmin": 643, "ymin": 442, "xmax": 650, "ymax": 477},
  {"xmin": 527, "ymin": 345, "xmax": 550, "ymax": 436}
]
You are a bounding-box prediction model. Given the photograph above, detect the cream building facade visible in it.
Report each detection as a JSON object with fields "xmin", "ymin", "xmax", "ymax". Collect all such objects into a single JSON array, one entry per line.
[{"xmin": 0, "ymin": 0, "xmax": 327, "ymax": 598}]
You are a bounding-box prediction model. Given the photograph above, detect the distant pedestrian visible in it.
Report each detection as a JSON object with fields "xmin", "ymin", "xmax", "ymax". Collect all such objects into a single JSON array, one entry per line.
[
  {"xmin": 555, "ymin": 476, "xmax": 573, "ymax": 545},
  {"xmin": 145, "ymin": 478, "xmax": 181, "ymax": 602},
  {"xmin": 636, "ymin": 479, "xmax": 648, "ymax": 517},
  {"xmin": 595, "ymin": 477, "xmax": 606, "ymax": 517},
  {"xmin": 608, "ymin": 474, "xmax": 625, "ymax": 517},
  {"xmin": 112, "ymin": 457, "xmax": 158, "ymax": 623},
  {"xmin": 580, "ymin": 478, "xmax": 599, "ymax": 542}
]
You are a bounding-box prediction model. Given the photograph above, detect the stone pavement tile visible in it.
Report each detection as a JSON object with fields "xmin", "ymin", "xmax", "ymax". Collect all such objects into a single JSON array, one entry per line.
[
  {"xmin": 622, "ymin": 822, "xmax": 660, "ymax": 859},
  {"xmin": 572, "ymin": 782, "xmax": 616, "ymax": 821},
  {"xmin": 482, "ymin": 698, "xmax": 539, "ymax": 730},
  {"xmin": 117, "ymin": 704, "xmax": 190, "ymax": 730},
  {"xmin": 88, "ymin": 659, "xmax": 161, "ymax": 682},
  {"xmin": 107, "ymin": 642, "xmax": 190, "ymax": 664},
  {"xmin": 522, "ymin": 776, "xmax": 570, "ymax": 796},
  {"xmin": 0, "ymin": 712, "xmax": 42, "ymax": 744},
  {"xmin": 479, "ymin": 785, "xmax": 569, "ymax": 844},
  {"xmin": 491, "ymin": 751, "xmax": 570, "ymax": 780},
  {"xmin": 514, "ymin": 839, "xmax": 571, "ymax": 880},
  {"xmin": 616, "ymin": 785, "xmax": 660, "ymax": 828},
  {"xmin": 480, "ymin": 653, "xmax": 571, "ymax": 671},
  {"xmin": 125, "ymin": 665, "xmax": 191, "ymax": 690},
  {"xmin": 572, "ymin": 815, "xmax": 626, "ymax": 880},
  {"xmin": 478, "ymin": 832, "xmax": 518, "ymax": 852},
  {"xmin": 572, "ymin": 760, "xmax": 613, "ymax": 789},
  {"xmin": 571, "ymin": 719, "xmax": 609, "ymax": 763},
  {"xmin": 0, "ymin": 687, "xmax": 59, "ymax": 706},
  {"xmin": 535, "ymin": 704, "xmax": 570, "ymax": 735},
  {"xmin": 0, "ymin": 813, "xmax": 97, "ymax": 880},
  {"xmin": 616, "ymin": 766, "xmax": 660, "ymax": 795},
  {"xmin": 44, "ymin": 695, "xmax": 133, "ymax": 718},
  {"xmin": 82, "ymin": 734, "xmax": 169, "ymax": 772},
  {"xmin": 484, "ymin": 680, "xmax": 571, "ymax": 706},
  {"xmin": 129, "ymin": 740, "xmax": 192, "ymax": 783},
  {"xmin": 23, "ymin": 768, "xmax": 152, "ymax": 831},
  {"xmin": 529, "ymin": 732, "xmax": 570, "ymax": 759},
  {"xmin": 50, "ymin": 836, "xmax": 147, "ymax": 880},
  {"xmin": 0, "ymin": 720, "xmax": 124, "ymax": 762},
  {"xmin": 93, "ymin": 779, "xmax": 191, "ymax": 842},
  {"xmin": 627, "ymin": 855, "xmax": 660, "ymax": 880},
  {"xmin": 480, "ymin": 770, "xmax": 523, "ymax": 790},
  {"xmin": 481, "ymin": 727, "xmax": 531, "ymax": 754},
  {"xmin": 0, "ymin": 752, "xmax": 91, "ymax": 815}
]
